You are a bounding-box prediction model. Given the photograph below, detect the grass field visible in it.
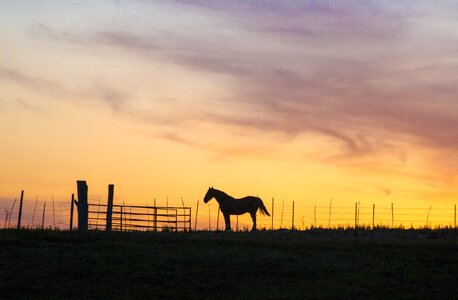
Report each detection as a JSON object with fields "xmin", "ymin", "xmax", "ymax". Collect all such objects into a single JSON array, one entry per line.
[{"xmin": 0, "ymin": 229, "xmax": 457, "ymax": 299}]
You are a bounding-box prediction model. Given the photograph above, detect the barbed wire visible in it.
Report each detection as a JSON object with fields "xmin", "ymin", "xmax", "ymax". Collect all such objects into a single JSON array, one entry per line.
[{"xmin": 0, "ymin": 199, "xmax": 456, "ymax": 230}]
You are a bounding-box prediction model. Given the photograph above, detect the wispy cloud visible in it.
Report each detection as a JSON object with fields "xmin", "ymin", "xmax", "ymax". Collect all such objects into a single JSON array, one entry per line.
[
  {"xmin": 0, "ymin": 67, "xmax": 61, "ymax": 94},
  {"xmin": 15, "ymin": 98, "xmax": 46, "ymax": 113},
  {"xmin": 19, "ymin": 1, "xmax": 458, "ymax": 169},
  {"xmin": 0, "ymin": 67, "xmax": 129, "ymax": 113}
]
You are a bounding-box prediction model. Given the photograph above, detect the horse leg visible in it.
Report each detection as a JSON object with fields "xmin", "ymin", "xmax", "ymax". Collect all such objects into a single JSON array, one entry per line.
[
  {"xmin": 223, "ymin": 213, "xmax": 231, "ymax": 231},
  {"xmin": 250, "ymin": 212, "xmax": 257, "ymax": 231}
]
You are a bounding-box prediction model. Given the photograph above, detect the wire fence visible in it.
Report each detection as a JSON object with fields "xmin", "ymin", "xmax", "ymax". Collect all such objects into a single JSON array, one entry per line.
[
  {"xmin": 1, "ymin": 197, "xmax": 71, "ymax": 229},
  {"xmin": 199, "ymin": 199, "xmax": 457, "ymax": 231},
  {"xmin": 1, "ymin": 195, "xmax": 456, "ymax": 231}
]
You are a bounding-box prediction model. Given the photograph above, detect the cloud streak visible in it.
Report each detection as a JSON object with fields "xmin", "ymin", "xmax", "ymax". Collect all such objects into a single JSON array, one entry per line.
[
  {"xmin": 19, "ymin": 1, "xmax": 458, "ymax": 167},
  {"xmin": 0, "ymin": 67, "xmax": 130, "ymax": 114}
]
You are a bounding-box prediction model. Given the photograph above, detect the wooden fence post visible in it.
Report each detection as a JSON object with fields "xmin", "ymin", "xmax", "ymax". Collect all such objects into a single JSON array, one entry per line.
[
  {"xmin": 189, "ymin": 208, "xmax": 192, "ymax": 231},
  {"xmin": 76, "ymin": 180, "xmax": 88, "ymax": 231},
  {"xmin": 129, "ymin": 207, "xmax": 132, "ymax": 230},
  {"xmin": 17, "ymin": 190, "xmax": 24, "ymax": 229},
  {"xmin": 32, "ymin": 196, "xmax": 38, "ymax": 226},
  {"xmin": 372, "ymin": 204, "xmax": 375, "ymax": 230},
  {"xmin": 154, "ymin": 199, "xmax": 157, "ymax": 232},
  {"xmin": 7, "ymin": 199, "xmax": 17, "ymax": 228},
  {"xmin": 216, "ymin": 206, "xmax": 220, "ymax": 231},
  {"xmin": 70, "ymin": 194, "xmax": 75, "ymax": 231},
  {"xmin": 120, "ymin": 206, "xmax": 123, "ymax": 232},
  {"xmin": 426, "ymin": 205, "xmax": 432, "ymax": 228},
  {"xmin": 357, "ymin": 201, "xmax": 360, "ymax": 226},
  {"xmin": 42, "ymin": 201, "xmax": 46, "ymax": 229},
  {"xmin": 106, "ymin": 184, "xmax": 114, "ymax": 232},
  {"xmin": 194, "ymin": 200, "xmax": 199, "ymax": 231},
  {"xmin": 292, "ymin": 201, "xmax": 295, "ymax": 231},
  {"xmin": 176, "ymin": 209, "xmax": 178, "ymax": 232},
  {"xmin": 271, "ymin": 197, "xmax": 274, "ymax": 230},
  {"xmin": 154, "ymin": 207, "xmax": 158, "ymax": 232},
  {"xmin": 147, "ymin": 205, "xmax": 150, "ymax": 229},
  {"xmin": 52, "ymin": 196, "xmax": 55, "ymax": 230},
  {"xmin": 208, "ymin": 204, "xmax": 211, "ymax": 230},
  {"xmin": 354, "ymin": 202, "xmax": 357, "ymax": 236},
  {"xmin": 454, "ymin": 204, "xmax": 456, "ymax": 229},
  {"xmin": 391, "ymin": 203, "xmax": 394, "ymax": 228},
  {"xmin": 181, "ymin": 197, "xmax": 186, "ymax": 231}
]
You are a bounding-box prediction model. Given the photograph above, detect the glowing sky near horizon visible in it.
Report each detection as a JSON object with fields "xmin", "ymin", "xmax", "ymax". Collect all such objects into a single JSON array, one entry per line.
[{"xmin": 1, "ymin": 1, "xmax": 458, "ymax": 227}]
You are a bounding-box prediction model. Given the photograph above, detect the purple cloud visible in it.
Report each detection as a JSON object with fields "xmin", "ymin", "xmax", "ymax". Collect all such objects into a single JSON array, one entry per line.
[{"xmin": 21, "ymin": 1, "xmax": 458, "ymax": 170}]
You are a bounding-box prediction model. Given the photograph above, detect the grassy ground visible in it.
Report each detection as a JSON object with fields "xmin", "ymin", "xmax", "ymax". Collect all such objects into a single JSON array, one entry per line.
[{"xmin": 0, "ymin": 229, "xmax": 457, "ymax": 299}]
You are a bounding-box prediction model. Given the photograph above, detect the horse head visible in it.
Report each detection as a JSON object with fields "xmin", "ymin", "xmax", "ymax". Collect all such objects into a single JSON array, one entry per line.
[{"xmin": 204, "ymin": 186, "xmax": 215, "ymax": 203}]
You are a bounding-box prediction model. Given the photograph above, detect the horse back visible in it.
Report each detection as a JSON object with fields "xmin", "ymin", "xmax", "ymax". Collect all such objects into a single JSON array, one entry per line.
[
  {"xmin": 219, "ymin": 195, "xmax": 262, "ymax": 215},
  {"xmin": 232, "ymin": 196, "xmax": 261, "ymax": 213}
]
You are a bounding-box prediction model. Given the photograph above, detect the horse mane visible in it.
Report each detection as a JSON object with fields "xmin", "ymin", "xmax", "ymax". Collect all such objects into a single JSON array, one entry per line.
[{"xmin": 212, "ymin": 188, "xmax": 233, "ymax": 200}]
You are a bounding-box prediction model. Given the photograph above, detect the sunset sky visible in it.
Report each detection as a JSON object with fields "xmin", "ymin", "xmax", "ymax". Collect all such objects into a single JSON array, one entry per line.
[{"xmin": 1, "ymin": 1, "xmax": 457, "ymax": 228}]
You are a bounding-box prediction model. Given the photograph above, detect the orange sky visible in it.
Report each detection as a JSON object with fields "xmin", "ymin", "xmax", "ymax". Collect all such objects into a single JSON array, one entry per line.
[{"xmin": 1, "ymin": 1, "xmax": 457, "ymax": 228}]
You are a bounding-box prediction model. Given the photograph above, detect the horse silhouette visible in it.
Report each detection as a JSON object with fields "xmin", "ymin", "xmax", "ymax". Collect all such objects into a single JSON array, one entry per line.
[{"xmin": 204, "ymin": 187, "xmax": 270, "ymax": 231}]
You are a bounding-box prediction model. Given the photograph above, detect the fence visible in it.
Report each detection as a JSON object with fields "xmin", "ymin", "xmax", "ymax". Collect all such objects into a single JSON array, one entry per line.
[
  {"xmin": 200, "ymin": 200, "xmax": 457, "ymax": 231},
  {"xmin": 0, "ymin": 189, "xmax": 457, "ymax": 231},
  {"xmin": 88, "ymin": 203, "xmax": 191, "ymax": 232}
]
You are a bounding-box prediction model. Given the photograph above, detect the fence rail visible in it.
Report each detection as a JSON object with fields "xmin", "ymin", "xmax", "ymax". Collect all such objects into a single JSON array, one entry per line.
[{"xmin": 87, "ymin": 203, "xmax": 191, "ymax": 232}]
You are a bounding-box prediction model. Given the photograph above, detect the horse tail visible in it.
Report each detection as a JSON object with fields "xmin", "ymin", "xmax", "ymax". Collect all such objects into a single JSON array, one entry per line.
[{"xmin": 258, "ymin": 199, "xmax": 271, "ymax": 216}]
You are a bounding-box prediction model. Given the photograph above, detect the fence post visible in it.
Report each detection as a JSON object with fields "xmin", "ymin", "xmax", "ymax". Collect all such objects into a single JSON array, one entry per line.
[
  {"xmin": 70, "ymin": 194, "xmax": 75, "ymax": 231},
  {"xmin": 42, "ymin": 201, "xmax": 46, "ymax": 229},
  {"xmin": 189, "ymin": 208, "xmax": 192, "ymax": 231},
  {"xmin": 76, "ymin": 180, "xmax": 88, "ymax": 231},
  {"xmin": 208, "ymin": 204, "xmax": 211, "ymax": 230},
  {"xmin": 106, "ymin": 184, "xmax": 114, "ymax": 232},
  {"xmin": 271, "ymin": 197, "xmax": 274, "ymax": 230},
  {"xmin": 52, "ymin": 196, "xmax": 55, "ymax": 230},
  {"xmin": 181, "ymin": 197, "xmax": 186, "ymax": 231},
  {"xmin": 354, "ymin": 202, "xmax": 357, "ymax": 235},
  {"xmin": 391, "ymin": 203, "xmax": 394, "ymax": 228},
  {"xmin": 7, "ymin": 199, "xmax": 17, "ymax": 228},
  {"xmin": 372, "ymin": 204, "xmax": 375, "ymax": 230},
  {"xmin": 357, "ymin": 201, "xmax": 360, "ymax": 226},
  {"xmin": 426, "ymin": 205, "xmax": 432, "ymax": 228},
  {"xmin": 129, "ymin": 207, "xmax": 132, "ymax": 230},
  {"xmin": 147, "ymin": 205, "xmax": 150, "ymax": 229},
  {"xmin": 292, "ymin": 201, "xmax": 295, "ymax": 231},
  {"xmin": 17, "ymin": 190, "xmax": 24, "ymax": 229},
  {"xmin": 454, "ymin": 204, "xmax": 456, "ymax": 229},
  {"xmin": 194, "ymin": 200, "xmax": 199, "ymax": 231},
  {"xmin": 153, "ymin": 199, "xmax": 157, "ymax": 232},
  {"xmin": 176, "ymin": 209, "xmax": 178, "ymax": 232},
  {"xmin": 154, "ymin": 207, "xmax": 158, "ymax": 232},
  {"xmin": 236, "ymin": 214, "xmax": 239, "ymax": 232},
  {"xmin": 120, "ymin": 206, "xmax": 123, "ymax": 232},
  {"xmin": 216, "ymin": 206, "xmax": 220, "ymax": 231},
  {"xmin": 32, "ymin": 196, "xmax": 38, "ymax": 226}
]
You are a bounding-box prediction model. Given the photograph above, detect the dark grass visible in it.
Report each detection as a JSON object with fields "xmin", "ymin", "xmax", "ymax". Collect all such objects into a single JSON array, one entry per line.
[{"xmin": 0, "ymin": 229, "xmax": 457, "ymax": 299}]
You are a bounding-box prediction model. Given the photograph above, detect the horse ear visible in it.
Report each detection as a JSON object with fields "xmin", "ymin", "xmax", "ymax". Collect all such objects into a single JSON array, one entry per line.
[{"xmin": 211, "ymin": 186, "xmax": 213, "ymax": 189}]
